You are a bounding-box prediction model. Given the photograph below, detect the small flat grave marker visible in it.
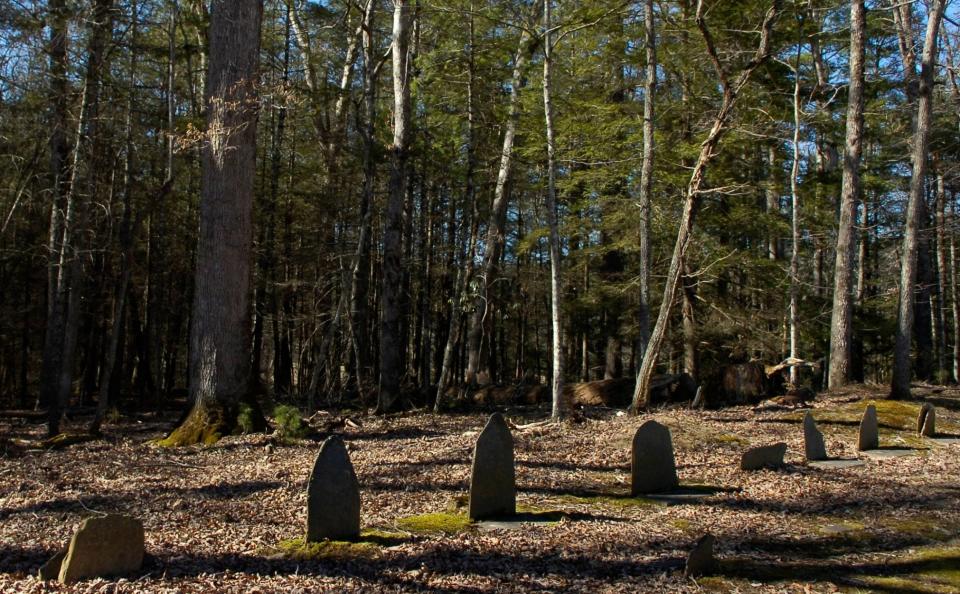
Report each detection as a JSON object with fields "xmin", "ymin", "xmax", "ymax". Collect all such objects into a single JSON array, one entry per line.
[
  {"xmin": 740, "ymin": 443, "xmax": 787, "ymax": 471},
  {"xmin": 803, "ymin": 412, "xmax": 827, "ymax": 461},
  {"xmin": 857, "ymin": 404, "xmax": 879, "ymax": 451}
]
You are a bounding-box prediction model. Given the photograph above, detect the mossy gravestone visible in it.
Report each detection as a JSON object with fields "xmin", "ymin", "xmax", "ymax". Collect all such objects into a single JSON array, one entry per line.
[
  {"xmin": 803, "ymin": 412, "xmax": 827, "ymax": 461},
  {"xmin": 469, "ymin": 413, "xmax": 515, "ymax": 520},
  {"xmin": 307, "ymin": 435, "xmax": 360, "ymax": 542},
  {"xmin": 631, "ymin": 420, "xmax": 679, "ymax": 495},
  {"xmin": 858, "ymin": 404, "xmax": 879, "ymax": 451},
  {"xmin": 40, "ymin": 514, "xmax": 144, "ymax": 584},
  {"xmin": 917, "ymin": 403, "xmax": 936, "ymax": 437}
]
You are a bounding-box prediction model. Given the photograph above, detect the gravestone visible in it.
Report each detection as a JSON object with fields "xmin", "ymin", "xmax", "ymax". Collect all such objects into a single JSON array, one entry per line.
[
  {"xmin": 858, "ymin": 404, "xmax": 878, "ymax": 451},
  {"xmin": 684, "ymin": 533, "xmax": 716, "ymax": 577},
  {"xmin": 917, "ymin": 403, "xmax": 936, "ymax": 437},
  {"xmin": 631, "ymin": 420, "xmax": 679, "ymax": 495},
  {"xmin": 50, "ymin": 514, "xmax": 144, "ymax": 584},
  {"xmin": 469, "ymin": 413, "xmax": 516, "ymax": 520},
  {"xmin": 803, "ymin": 412, "xmax": 827, "ymax": 461},
  {"xmin": 306, "ymin": 435, "xmax": 361, "ymax": 542},
  {"xmin": 740, "ymin": 443, "xmax": 787, "ymax": 470}
]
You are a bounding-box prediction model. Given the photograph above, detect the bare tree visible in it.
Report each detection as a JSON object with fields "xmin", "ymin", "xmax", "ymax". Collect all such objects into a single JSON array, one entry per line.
[
  {"xmin": 631, "ymin": 0, "xmax": 780, "ymax": 412},
  {"xmin": 636, "ymin": 0, "xmax": 656, "ymax": 363}
]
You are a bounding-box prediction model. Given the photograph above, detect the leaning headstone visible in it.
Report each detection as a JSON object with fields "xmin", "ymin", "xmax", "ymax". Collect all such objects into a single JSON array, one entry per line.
[
  {"xmin": 803, "ymin": 412, "xmax": 827, "ymax": 461},
  {"xmin": 306, "ymin": 435, "xmax": 360, "ymax": 542},
  {"xmin": 631, "ymin": 420, "xmax": 679, "ymax": 495},
  {"xmin": 469, "ymin": 413, "xmax": 516, "ymax": 520},
  {"xmin": 55, "ymin": 514, "xmax": 144, "ymax": 584},
  {"xmin": 684, "ymin": 533, "xmax": 716, "ymax": 577},
  {"xmin": 858, "ymin": 404, "xmax": 879, "ymax": 451},
  {"xmin": 917, "ymin": 403, "xmax": 936, "ymax": 437},
  {"xmin": 740, "ymin": 443, "xmax": 787, "ymax": 471}
]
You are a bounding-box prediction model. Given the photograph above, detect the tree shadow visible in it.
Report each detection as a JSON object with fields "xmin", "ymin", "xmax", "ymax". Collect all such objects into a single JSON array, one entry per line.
[
  {"xmin": 0, "ymin": 494, "xmax": 126, "ymax": 521},
  {"xmin": 164, "ymin": 480, "xmax": 284, "ymax": 500},
  {"xmin": 0, "ymin": 543, "xmax": 61, "ymax": 574}
]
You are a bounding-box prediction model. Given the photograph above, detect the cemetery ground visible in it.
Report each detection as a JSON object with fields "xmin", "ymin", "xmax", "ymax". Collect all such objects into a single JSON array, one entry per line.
[{"xmin": 2, "ymin": 385, "xmax": 960, "ymax": 593}]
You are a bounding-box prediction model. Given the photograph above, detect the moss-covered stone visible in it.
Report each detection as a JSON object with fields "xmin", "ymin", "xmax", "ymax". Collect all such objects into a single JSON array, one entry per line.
[{"xmin": 395, "ymin": 512, "xmax": 473, "ymax": 534}]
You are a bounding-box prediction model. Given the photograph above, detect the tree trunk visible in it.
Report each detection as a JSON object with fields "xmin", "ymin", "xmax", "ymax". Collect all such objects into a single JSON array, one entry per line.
[
  {"xmin": 827, "ymin": 0, "xmax": 865, "ymax": 390},
  {"xmin": 465, "ymin": 1, "xmax": 542, "ymax": 385},
  {"xmin": 542, "ymin": 0, "xmax": 564, "ymax": 420},
  {"xmin": 636, "ymin": 0, "xmax": 656, "ymax": 362},
  {"xmin": 631, "ymin": 0, "xmax": 779, "ymax": 411},
  {"xmin": 788, "ymin": 39, "xmax": 802, "ymax": 385},
  {"xmin": 162, "ymin": 0, "xmax": 267, "ymax": 445},
  {"xmin": 377, "ymin": 0, "xmax": 412, "ymax": 413},
  {"xmin": 891, "ymin": 0, "xmax": 947, "ymax": 399}
]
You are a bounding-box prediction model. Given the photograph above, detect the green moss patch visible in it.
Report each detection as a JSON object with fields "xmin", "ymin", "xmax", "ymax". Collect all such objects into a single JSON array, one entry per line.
[
  {"xmin": 854, "ymin": 544, "xmax": 960, "ymax": 593},
  {"xmin": 395, "ymin": 512, "xmax": 473, "ymax": 534},
  {"xmin": 267, "ymin": 530, "xmax": 406, "ymax": 560}
]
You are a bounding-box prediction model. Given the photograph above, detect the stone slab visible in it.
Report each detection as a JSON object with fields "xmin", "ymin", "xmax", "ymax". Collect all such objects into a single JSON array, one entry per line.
[
  {"xmin": 808, "ymin": 459, "xmax": 866, "ymax": 470},
  {"xmin": 860, "ymin": 448, "xmax": 915, "ymax": 460},
  {"xmin": 740, "ymin": 443, "xmax": 787, "ymax": 471},
  {"xmin": 58, "ymin": 514, "xmax": 144, "ymax": 584},
  {"xmin": 469, "ymin": 413, "xmax": 516, "ymax": 520},
  {"xmin": 306, "ymin": 435, "xmax": 361, "ymax": 542}
]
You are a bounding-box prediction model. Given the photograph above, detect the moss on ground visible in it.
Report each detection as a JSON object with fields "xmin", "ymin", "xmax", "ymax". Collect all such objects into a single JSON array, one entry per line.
[
  {"xmin": 552, "ymin": 492, "xmax": 665, "ymax": 509},
  {"xmin": 395, "ymin": 512, "xmax": 473, "ymax": 534},
  {"xmin": 853, "ymin": 544, "xmax": 960, "ymax": 593},
  {"xmin": 782, "ymin": 399, "xmax": 958, "ymax": 435},
  {"xmin": 269, "ymin": 529, "xmax": 407, "ymax": 560}
]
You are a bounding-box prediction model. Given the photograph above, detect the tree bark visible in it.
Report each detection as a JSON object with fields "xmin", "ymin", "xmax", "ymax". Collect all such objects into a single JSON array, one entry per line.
[
  {"xmin": 162, "ymin": 0, "xmax": 267, "ymax": 445},
  {"xmin": 891, "ymin": 0, "xmax": 947, "ymax": 399},
  {"xmin": 542, "ymin": 0, "xmax": 564, "ymax": 420},
  {"xmin": 636, "ymin": 0, "xmax": 656, "ymax": 362},
  {"xmin": 377, "ymin": 0, "xmax": 412, "ymax": 413},
  {"xmin": 827, "ymin": 0, "xmax": 865, "ymax": 390}
]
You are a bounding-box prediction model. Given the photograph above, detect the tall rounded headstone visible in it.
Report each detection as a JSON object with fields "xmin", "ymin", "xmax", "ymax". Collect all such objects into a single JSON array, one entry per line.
[
  {"xmin": 469, "ymin": 413, "xmax": 516, "ymax": 520},
  {"xmin": 857, "ymin": 404, "xmax": 878, "ymax": 451},
  {"xmin": 306, "ymin": 435, "xmax": 360, "ymax": 542},
  {"xmin": 631, "ymin": 420, "xmax": 679, "ymax": 495}
]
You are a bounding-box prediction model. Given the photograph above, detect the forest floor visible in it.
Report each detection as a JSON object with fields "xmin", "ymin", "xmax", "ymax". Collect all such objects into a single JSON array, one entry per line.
[{"xmin": 2, "ymin": 383, "xmax": 960, "ymax": 593}]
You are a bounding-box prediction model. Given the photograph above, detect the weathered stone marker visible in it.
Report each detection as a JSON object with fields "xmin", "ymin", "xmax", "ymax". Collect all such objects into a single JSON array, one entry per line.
[
  {"xmin": 631, "ymin": 420, "xmax": 679, "ymax": 495},
  {"xmin": 917, "ymin": 403, "xmax": 936, "ymax": 437},
  {"xmin": 469, "ymin": 413, "xmax": 516, "ymax": 520},
  {"xmin": 306, "ymin": 435, "xmax": 360, "ymax": 542},
  {"xmin": 803, "ymin": 412, "xmax": 827, "ymax": 461},
  {"xmin": 858, "ymin": 404, "xmax": 879, "ymax": 451},
  {"xmin": 741, "ymin": 443, "xmax": 787, "ymax": 471},
  {"xmin": 684, "ymin": 533, "xmax": 716, "ymax": 577},
  {"xmin": 40, "ymin": 514, "xmax": 144, "ymax": 584}
]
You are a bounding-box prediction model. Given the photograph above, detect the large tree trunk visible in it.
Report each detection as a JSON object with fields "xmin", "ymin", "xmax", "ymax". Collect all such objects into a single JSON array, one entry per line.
[
  {"xmin": 162, "ymin": 0, "xmax": 267, "ymax": 445},
  {"xmin": 631, "ymin": 0, "xmax": 779, "ymax": 411},
  {"xmin": 39, "ymin": 0, "xmax": 71, "ymax": 435},
  {"xmin": 827, "ymin": 0, "xmax": 865, "ymax": 390},
  {"xmin": 891, "ymin": 0, "xmax": 947, "ymax": 399},
  {"xmin": 377, "ymin": 0, "xmax": 412, "ymax": 413}
]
